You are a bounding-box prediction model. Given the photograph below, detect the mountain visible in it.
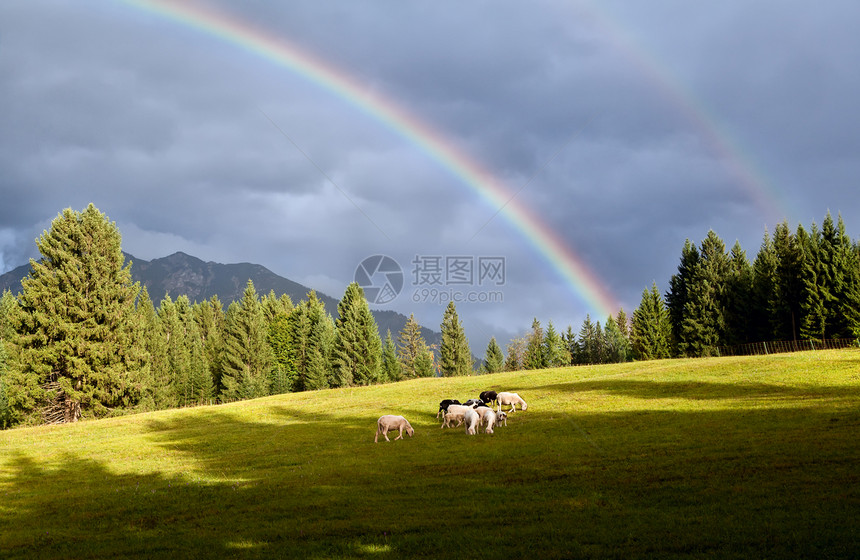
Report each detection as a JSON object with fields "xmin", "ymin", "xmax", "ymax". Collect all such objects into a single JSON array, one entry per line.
[{"xmin": 0, "ymin": 251, "xmax": 441, "ymax": 350}]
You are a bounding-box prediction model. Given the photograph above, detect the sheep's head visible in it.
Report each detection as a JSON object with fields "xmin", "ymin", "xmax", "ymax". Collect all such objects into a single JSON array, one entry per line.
[{"xmin": 406, "ymin": 425, "xmax": 414, "ymax": 437}]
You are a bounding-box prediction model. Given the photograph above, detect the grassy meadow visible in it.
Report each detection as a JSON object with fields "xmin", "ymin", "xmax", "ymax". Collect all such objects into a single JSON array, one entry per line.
[{"xmin": 1, "ymin": 349, "xmax": 859, "ymax": 559}]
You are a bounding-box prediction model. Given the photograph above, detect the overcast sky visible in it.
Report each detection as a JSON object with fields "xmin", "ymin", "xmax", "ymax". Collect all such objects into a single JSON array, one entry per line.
[{"xmin": 2, "ymin": 1, "xmax": 859, "ymax": 351}]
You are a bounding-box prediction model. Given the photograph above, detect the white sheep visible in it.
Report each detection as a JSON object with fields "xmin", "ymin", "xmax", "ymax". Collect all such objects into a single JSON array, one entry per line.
[
  {"xmin": 441, "ymin": 404, "xmax": 470, "ymax": 428},
  {"xmin": 496, "ymin": 392, "xmax": 528, "ymax": 413},
  {"xmin": 464, "ymin": 408, "xmax": 480, "ymax": 435},
  {"xmin": 476, "ymin": 406, "xmax": 497, "ymax": 434},
  {"xmin": 374, "ymin": 415, "xmax": 414, "ymax": 443}
]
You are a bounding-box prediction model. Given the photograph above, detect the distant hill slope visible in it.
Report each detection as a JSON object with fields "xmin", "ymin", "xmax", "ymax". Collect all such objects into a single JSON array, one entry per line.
[{"xmin": 0, "ymin": 251, "xmax": 441, "ymax": 349}]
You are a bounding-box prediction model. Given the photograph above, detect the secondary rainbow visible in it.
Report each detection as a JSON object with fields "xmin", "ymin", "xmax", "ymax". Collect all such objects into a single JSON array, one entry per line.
[{"xmin": 120, "ymin": 0, "xmax": 620, "ymax": 317}]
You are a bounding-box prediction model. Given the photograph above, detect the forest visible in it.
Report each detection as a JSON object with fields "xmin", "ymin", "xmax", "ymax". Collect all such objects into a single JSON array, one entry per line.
[{"xmin": 1, "ymin": 204, "xmax": 858, "ymax": 428}]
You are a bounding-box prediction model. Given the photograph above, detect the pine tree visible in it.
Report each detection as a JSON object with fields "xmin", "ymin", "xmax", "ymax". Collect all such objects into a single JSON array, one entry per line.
[
  {"xmin": 332, "ymin": 283, "xmax": 382, "ymax": 387},
  {"xmin": 220, "ymin": 280, "xmax": 273, "ymax": 402},
  {"xmin": 381, "ymin": 330, "xmax": 402, "ymax": 382},
  {"xmin": 288, "ymin": 291, "xmax": 334, "ymax": 392},
  {"xmin": 198, "ymin": 296, "xmax": 226, "ymax": 396},
  {"xmin": 195, "ymin": 297, "xmax": 224, "ymax": 402},
  {"xmin": 542, "ymin": 321, "xmax": 570, "ymax": 367},
  {"xmin": 631, "ymin": 283, "xmax": 672, "ymax": 360},
  {"xmin": 750, "ymin": 230, "xmax": 778, "ymax": 343},
  {"xmin": 10, "ymin": 204, "xmax": 149, "ymax": 422},
  {"xmin": 563, "ymin": 326, "xmax": 577, "ymax": 366},
  {"xmin": 575, "ymin": 314, "xmax": 599, "ymax": 365},
  {"xmin": 524, "ymin": 318, "xmax": 545, "ymax": 370},
  {"xmin": 482, "ymin": 336, "xmax": 505, "ymax": 374},
  {"xmin": 137, "ymin": 288, "xmax": 169, "ymax": 410},
  {"xmin": 771, "ymin": 221, "xmax": 804, "ymax": 341},
  {"xmin": 267, "ymin": 309, "xmax": 294, "ymax": 395},
  {"xmin": 724, "ymin": 241, "xmax": 754, "ymax": 346},
  {"xmin": 603, "ymin": 314, "xmax": 631, "ymax": 363},
  {"xmin": 439, "ymin": 301, "xmax": 472, "ymax": 376},
  {"xmin": 680, "ymin": 230, "xmax": 730, "ymax": 357},
  {"xmin": 666, "ymin": 239, "xmax": 700, "ymax": 355},
  {"xmin": 397, "ymin": 314, "xmax": 435, "ymax": 378}
]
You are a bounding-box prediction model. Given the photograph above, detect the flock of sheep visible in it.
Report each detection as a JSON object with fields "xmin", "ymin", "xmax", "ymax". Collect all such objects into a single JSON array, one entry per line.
[{"xmin": 374, "ymin": 390, "xmax": 528, "ymax": 443}]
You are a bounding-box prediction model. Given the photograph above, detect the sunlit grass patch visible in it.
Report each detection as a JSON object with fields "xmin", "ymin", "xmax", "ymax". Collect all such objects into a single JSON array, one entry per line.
[{"xmin": 1, "ymin": 349, "xmax": 859, "ymax": 559}]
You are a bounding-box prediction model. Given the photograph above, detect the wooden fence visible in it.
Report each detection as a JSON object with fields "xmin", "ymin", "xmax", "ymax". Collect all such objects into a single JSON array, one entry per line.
[{"xmin": 717, "ymin": 337, "xmax": 858, "ymax": 357}]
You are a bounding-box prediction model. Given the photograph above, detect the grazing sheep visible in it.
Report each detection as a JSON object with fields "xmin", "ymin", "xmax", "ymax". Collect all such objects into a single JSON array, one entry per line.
[
  {"xmin": 496, "ymin": 392, "xmax": 528, "ymax": 413},
  {"xmin": 441, "ymin": 404, "xmax": 471, "ymax": 428},
  {"xmin": 464, "ymin": 408, "xmax": 480, "ymax": 435},
  {"xmin": 463, "ymin": 398, "xmax": 486, "ymax": 408},
  {"xmin": 479, "ymin": 390, "xmax": 498, "ymax": 406},
  {"xmin": 375, "ymin": 415, "xmax": 414, "ymax": 443},
  {"xmin": 496, "ymin": 411, "xmax": 508, "ymax": 427},
  {"xmin": 437, "ymin": 399, "xmax": 461, "ymax": 419},
  {"xmin": 476, "ymin": 406, "xmax": 497, "ymax": 434}
]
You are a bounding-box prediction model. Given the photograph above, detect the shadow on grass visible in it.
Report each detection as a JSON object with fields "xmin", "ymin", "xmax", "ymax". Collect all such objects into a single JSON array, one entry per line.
[{"xmin": 2, "ymin": 395, "xmax": 859, "ymax": 559}]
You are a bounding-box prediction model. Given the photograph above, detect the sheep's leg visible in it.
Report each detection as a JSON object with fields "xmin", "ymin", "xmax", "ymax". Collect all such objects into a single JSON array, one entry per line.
[{"xmin": 394, "ymin": 426, "xmax": 404, "ymax": 441}]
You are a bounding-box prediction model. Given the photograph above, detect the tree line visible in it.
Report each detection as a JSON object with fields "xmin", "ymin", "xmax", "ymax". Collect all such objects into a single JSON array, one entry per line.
[
  {"xmin": 476, "ymin": 211, "xmax": 860, "ymax": 375},
  {"xmin": 0, "ymin": 205, "xmax": 474, "ymax": 428},
  {"xmin": 2, "ymin": 205, "xmax": 858, "ymax": 428}
]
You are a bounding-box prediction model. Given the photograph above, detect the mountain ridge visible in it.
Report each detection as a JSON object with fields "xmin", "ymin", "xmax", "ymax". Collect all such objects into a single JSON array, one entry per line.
[{"xmin": 0, "ymin": 251, "xmax": 441, "ymax": 349}]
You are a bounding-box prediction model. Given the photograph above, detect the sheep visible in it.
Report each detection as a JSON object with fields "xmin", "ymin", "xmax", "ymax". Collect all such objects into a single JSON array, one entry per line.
[
  {"xmin": 496, "ymin": 411, "xmax": 508, "ymax": 427},
  {"xmin": 464, "ymin": 408, "xmax": 480, "ymax": 435},
  {"xmin": 463, "ymin": 398, "xmax": 486, "ymax": 408},
  {"xmin": 374, "ymin": 415, "xmax": 414, "ymax": 443},
  {"xmin": 496, "ymin": 392, "xmax": 528, "ymax": 413},
  {"xmin": 437, "ymin": 399, "xmax": 461, "ymax": 419},
  {"xmin": 441, "ymin": 404, "xmax": 471, "ymax": 428},
  {"xmin": 479, "ymin": 390, "xmax": 498, "ymax": 406},
  {"xmin": 476, "ymin": 406, "xmax": 497, "ymax": 434}
]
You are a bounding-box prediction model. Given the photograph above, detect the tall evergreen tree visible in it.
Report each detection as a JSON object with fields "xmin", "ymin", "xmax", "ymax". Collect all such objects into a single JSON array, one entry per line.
[
  {"xmin": 195, "ymin": 297, "xmax": 225, "ymax": 401},
  {"xmin": 524, "ymin": 318, "xmax": 545, "ymax": 370},
  {"xmin": 482, "ymin": 336, "xmax": 505, "ymax": 374},
  {"xmin": 397, "ymin": 314, "xmax": 434, "ymax": 378},
  {"xmin": 665, "ymin": 239, "xmax": 700, "ymax": 355},
  {"xmin": 220, "ymin": 280, "xmax": 273, "ymax": 402},
  {"xmin": 631, "ymin": 283, "xmax": 672, "ymax": 360},
  {"xmin": 563, "ymin": 326, "xmax": 577, "ymax": 366},
  {"xmin": 332, "ymin": 283, "xmax": 382, "ymax": 387},
  {"xmin": 750, "ymin": 230, "xmax": 778, "ymax": 343},
  {"xmin": 680, "ymin": 230, "xmax": 730, "ymax": 357},
  {"xmin": 137, "ymin": 288, "xmax": 169, "ymax": 410},
  {"xmin": 724, "ymin": 241, "xmax": 754, "ymax": 346},
  {"xmin": 267, "ymin": 308, "xmax": 294, "ymax": 395},
  {"xmin": 543, "ymin": 321, "xmax": 570, "ymax": 367},
  {"xmin": 575, "ymin": 314, "xmax": 601, "ymax": 365},
  {"xmin": 288, "ymin": 291, "xmax": 334, "ymax": 392},
  {"xmin": 10, "ymin": 204, "xmax": 148, "ymax": 422},
  {"xmin": 439, "ymin": 301, "xmax": 472, "ymax": 376},
  {"xmin": 771, "ymin": 221, "xmax": 804, "ymax": 341},
  {"xmin": 603, "ymin": 314, "xmax": 632, "ymax": 363},
  {"xmin": 380, "ymin": 330, "xmax": 402, "ymax": 382}
]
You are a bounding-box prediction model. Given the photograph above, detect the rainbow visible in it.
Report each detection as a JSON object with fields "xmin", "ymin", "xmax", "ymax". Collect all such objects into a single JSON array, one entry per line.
[
  {"xmin": 573, "ymin": 4, "xmax": 787, "ymax": 222},
  {"xmin": 117, "ymin": 1, "xmax": 628, "ymax": 318}
]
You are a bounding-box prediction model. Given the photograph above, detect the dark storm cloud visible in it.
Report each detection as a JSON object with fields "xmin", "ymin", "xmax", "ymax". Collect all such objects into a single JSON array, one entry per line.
[{"xmin": 2, "ymin": 0, "xmax": 859, "ymax": 349}]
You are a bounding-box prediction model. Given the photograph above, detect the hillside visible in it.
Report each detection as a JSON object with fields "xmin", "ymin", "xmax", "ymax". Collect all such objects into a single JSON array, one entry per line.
[
  {"xmin": 0, "ymin": 251, "xmax": 441, "ymax": 349},
  {"xmin": 1, "ymin": 350, "xmax": 858, "ymax": 558}
]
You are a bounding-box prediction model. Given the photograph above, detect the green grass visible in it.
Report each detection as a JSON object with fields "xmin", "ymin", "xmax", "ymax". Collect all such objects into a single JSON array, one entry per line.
[{"xmin": 2, "ymin": 350, "xmax": 859, "ymax": 559}]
